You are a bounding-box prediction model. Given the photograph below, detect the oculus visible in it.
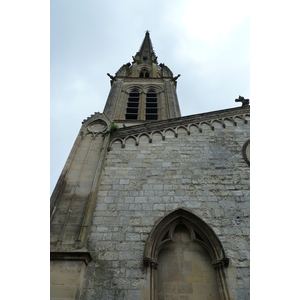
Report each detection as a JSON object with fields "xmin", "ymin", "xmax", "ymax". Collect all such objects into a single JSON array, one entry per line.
[
  {"xmin": 86, "ymin": 120, "xmax": 108, "ymax": 138},
  {"xmin": 242, "ymin": 139, "xmax": 250, "ymax": 166}
]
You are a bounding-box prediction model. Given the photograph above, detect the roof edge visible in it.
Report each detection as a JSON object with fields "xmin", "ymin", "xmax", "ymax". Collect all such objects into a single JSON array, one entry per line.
[{"xmin": 111, "ymin": 105, "xmax": 250, "ymax": 140}]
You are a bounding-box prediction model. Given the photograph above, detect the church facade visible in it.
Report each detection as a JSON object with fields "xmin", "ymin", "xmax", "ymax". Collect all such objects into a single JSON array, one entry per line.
[{"xmin": 50, "ymin": 32, "xmax": 250, "ymax": 300}]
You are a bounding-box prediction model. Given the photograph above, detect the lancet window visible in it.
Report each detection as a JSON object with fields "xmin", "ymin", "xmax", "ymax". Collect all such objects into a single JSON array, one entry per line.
[
  {"xmin": 125, "ymin": 90, "xmax": 140, "ymax": 120},
  {"xmin": 145, "ymin": 90, "xmax": 158, "ymax": 120}
]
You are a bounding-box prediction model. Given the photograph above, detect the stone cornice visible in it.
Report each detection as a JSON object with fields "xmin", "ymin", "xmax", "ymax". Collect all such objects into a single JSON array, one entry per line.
[
  {"xmin": 109, "ymin": 106, "xmax": 249, "ymax": 150},
  {"xmin": 50, "ymin": 251, "xmax": 92, "ymax": 265}
]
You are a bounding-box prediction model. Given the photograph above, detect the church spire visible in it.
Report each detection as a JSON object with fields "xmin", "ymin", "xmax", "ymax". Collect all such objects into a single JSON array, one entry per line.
[
  {"xmin": 104, "ymin": 31, "xmax": 181, "ymax": 121},
  {"xmin": 133, "ymin": 31, "xmax": 158, "ymax": 64}
]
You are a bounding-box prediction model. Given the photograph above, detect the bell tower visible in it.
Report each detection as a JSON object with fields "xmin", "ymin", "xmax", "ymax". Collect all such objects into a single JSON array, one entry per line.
[
  {"xmin": 50, "ymin": 31, "xmax": 183, "ymax": 299},
  {"xmin": 104, "ymin": 31, "xmax": 181, "ymax": 126}
]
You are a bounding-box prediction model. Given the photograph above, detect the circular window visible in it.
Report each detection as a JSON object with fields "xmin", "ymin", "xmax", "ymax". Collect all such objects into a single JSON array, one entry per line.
[
  {"xmin": 242, "ymin": 140, "xmax": 250, "ymax": 166},
  {"xmin": 87, "ymin": 120, "xmax": 108, "ymax": 135}
]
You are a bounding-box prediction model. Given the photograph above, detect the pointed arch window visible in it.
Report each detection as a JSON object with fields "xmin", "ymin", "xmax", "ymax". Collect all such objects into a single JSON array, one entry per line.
[
  {"xmin": 143, "ymin": 209, "xmax": 231, "ymax": 300},
  {"xmin": 157, "ymin": 223, "xmax": 220, "ymax": 299},
  {"xmin": 125, "ymin": 90, "xmax": 139, "ymax": 120},
  {"xmin": 145, "ymin": 90, "xmax": 157, "ymax": 120}
]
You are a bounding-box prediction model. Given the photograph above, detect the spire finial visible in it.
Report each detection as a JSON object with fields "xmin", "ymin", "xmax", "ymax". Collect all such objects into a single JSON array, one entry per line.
[{"xmin": 134, "ymin": 31, "xmax": 157, "ymax": 63}]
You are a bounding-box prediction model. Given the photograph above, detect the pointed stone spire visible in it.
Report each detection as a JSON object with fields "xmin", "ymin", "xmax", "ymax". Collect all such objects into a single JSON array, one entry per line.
[{"xmin": 133, "ymin": 31, "xmax": 158, "ymax": 64}]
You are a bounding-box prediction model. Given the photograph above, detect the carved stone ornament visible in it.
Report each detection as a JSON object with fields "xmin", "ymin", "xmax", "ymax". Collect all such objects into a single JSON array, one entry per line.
[
  {"xmin": 86, "ymin": 120, "xmax": 108, "ymax": 139},
  {"xmin": 143, "ymin": 257, "xmax": 158, "ymax": 269},
  {"xmin": 212, "ymin": 257, "xmax": 229, "ymax": 269}
]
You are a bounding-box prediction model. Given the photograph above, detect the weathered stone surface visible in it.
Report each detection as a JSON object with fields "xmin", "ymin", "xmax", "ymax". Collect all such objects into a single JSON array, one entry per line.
[
  {"xmin": 50, "ymin": 260, "xmax": 86, "ymax": 300},
  {"xmin": 81, "ymin": 115, "xmax": 250, "ymax": 298}
]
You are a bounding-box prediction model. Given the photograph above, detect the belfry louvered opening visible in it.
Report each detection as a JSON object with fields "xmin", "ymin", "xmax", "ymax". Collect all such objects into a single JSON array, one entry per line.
[
  {"xmin": 126, "ymin": 91, "xmax": 140, "ymax": 120},
  {"xmin": 146, "ymin": 91, "xmax": 157, "ymax": 120}
]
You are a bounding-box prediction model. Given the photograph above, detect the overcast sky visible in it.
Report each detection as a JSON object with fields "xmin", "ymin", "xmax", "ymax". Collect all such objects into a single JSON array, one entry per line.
[{"xmin": 50, "ymin": 0, "xmax": 250, "ymax": 194}]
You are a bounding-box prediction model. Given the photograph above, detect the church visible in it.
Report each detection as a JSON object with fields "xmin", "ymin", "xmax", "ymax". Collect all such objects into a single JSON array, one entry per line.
[{"xmin": 50, "ymin": 31, "xmax": 250, "ymax": 300}]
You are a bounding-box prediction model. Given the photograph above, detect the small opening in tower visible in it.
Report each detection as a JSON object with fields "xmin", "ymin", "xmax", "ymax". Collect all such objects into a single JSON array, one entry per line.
[
  {"xmin": 143, "ymin": 56, "xmax": 147, "ymax": 61},
  {"xmin": 139, "ymin": 68, "xmax": 150, "ymax": 78}
]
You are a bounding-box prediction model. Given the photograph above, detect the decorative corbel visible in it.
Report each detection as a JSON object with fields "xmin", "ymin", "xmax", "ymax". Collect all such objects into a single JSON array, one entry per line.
[
  {"xmin": 212, "ymin": 257, "xmax": 229, "ymax": 269},
  {"xmin": 143, "ymin": 257, "xmax": 158, "ymax": 269}
]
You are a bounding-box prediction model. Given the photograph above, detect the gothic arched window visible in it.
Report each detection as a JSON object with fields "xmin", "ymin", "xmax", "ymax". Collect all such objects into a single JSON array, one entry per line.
[
  {"xmin": 157, "ymin": 223, "xmax": 220, "ymax": 299},
  {"xmin": 125, "ymin": 90, "xmax": 140, "ymax": 120},
  {"xmin": 143, "ymin": 209, "xmax": 231, "ymax": 299}
]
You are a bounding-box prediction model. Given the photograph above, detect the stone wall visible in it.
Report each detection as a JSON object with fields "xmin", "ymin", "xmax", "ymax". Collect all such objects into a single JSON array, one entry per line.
[
  {"xmin": 50, "ymin": 113, "xmax": 111, "ymax": 250},
  {"xmin": 51, "ymin": 260, "xmax": 86, "ymax": 300},
  {"xmin": 82, "ymin": 117, "xmax": 250, "ymax": 299}
]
